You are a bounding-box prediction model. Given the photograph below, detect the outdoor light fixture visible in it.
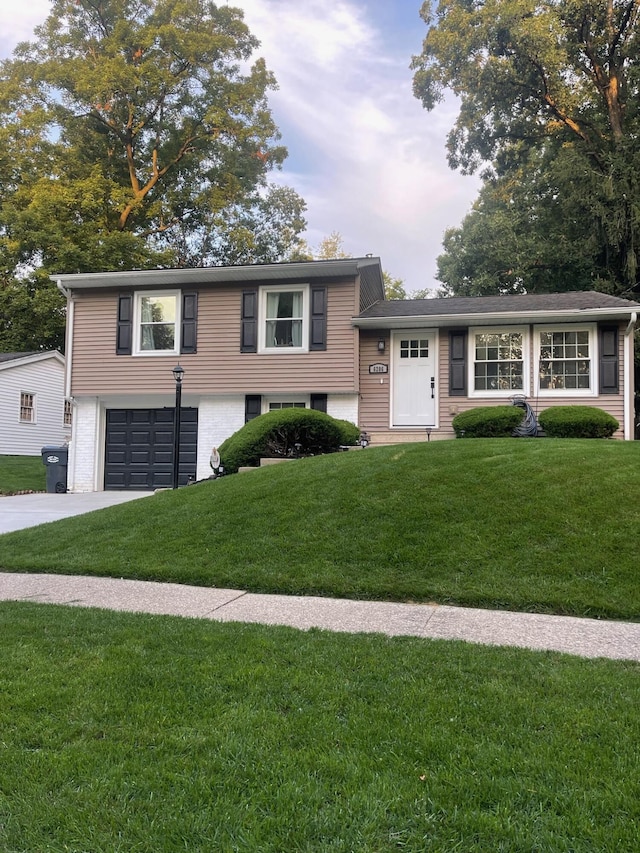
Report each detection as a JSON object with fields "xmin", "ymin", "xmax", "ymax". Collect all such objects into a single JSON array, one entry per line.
[
  {"xmin": 172, "ymin": 365, "xmax": 185, "ymax": 489},
  {"xmin": 359, "ymin": 431, "xmax": 370, "ymax": 448},
  {"xmin": 377, "ymin": 338, "xmax": 385, "ymax": 353},
  {"xmin": 425, "ymin": 428, "xmax": 432, "ymax": 442}
]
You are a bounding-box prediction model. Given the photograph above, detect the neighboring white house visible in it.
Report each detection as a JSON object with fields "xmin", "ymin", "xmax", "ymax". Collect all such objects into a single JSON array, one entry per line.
[{"xmin": 0, "ymin": 351, "xmax": 69, "ymax": 456}]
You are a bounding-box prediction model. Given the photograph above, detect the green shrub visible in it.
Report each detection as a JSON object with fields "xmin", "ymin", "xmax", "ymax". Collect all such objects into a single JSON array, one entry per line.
[
  {"xmin": 219, "ymin": 408, "xmax": 353, "ymax": 473},
  {"xmin": 452, "ymin": 406, "xmax": 524, "ymax": 438},
  {"xmin": 538, "ymin": 406, "xmax": 619, "ymax": 438},
  {"xmin": 333, "ymin": 418, "xmax": 360, "ymax": 447}
]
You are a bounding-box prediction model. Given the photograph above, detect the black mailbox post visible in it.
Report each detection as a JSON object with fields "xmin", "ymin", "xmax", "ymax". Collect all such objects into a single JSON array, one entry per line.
[{"xmin": 41, "ymin": 446, "xmax": 68, "ymax": 494}]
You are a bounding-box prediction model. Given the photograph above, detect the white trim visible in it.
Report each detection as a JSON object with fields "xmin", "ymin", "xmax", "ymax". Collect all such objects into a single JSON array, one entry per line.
[
  {"xmin": 354, "ymin": 306, "xmax": 639, "ymax": 329},
  {"xmin": 0, "ymin": 351, "xmax": 64, "ymax": 373},
  {"xmin": 624, "ymin": 314, "xmax": 636, "ymax": 439},
  {"xmin": 257, "ymin": 284, "xmax": 309, "ymax": 354},
  {"xmin": 132, "ymin": 290, "xmax": 181, "ymax": 357},
  {"xmin": 533, "ymin": 323, "xmax": 597, "ymax": 397},
  {"xmin": 468, "ymin": 327, "xmax": 529, "ymax": 398}
]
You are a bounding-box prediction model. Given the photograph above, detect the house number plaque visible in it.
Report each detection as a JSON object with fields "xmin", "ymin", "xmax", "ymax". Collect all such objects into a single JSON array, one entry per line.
[{"xmin": 368, "ymin": 363, "xmax": 388, "ymax": 374}]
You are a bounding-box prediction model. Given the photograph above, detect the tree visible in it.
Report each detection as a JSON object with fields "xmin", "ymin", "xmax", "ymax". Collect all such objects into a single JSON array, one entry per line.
[
  {"xmin": 413, "ymin": 0, "xmax": 640, "ymax": 296},
  {"xmin": 0, "ymin": 0, "xmax": 307, "ymax": 349}
]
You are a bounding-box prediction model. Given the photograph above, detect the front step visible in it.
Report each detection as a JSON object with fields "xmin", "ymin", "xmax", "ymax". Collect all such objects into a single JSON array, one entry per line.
[{"xmin": 365, "ymin": 429, "xmax": 452, "ymax": 446}]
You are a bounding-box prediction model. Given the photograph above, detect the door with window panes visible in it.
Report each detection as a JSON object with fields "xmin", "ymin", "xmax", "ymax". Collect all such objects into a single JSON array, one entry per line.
[{"xmin": 392, "ymin": 332, "xmax": 436, "ymax": 425}]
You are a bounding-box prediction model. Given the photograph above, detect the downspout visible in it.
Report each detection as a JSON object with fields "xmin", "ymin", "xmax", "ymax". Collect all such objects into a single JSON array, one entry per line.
[
  {"xmin": 56, "ymin": 279, "xmax": 74, "ymax": 399},
  {"xmin": 624, "ymin": 311, "xmax": 637, "ymax": 440}
]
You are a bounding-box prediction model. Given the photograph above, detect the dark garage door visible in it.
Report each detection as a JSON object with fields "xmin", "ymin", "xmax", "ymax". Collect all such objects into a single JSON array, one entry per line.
[{"xmin": 105, "ymin": 408, "xmax": 198, "ymax": 490}]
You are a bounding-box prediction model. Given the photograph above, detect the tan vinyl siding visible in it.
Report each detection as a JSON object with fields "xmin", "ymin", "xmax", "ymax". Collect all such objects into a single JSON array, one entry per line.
[
  {"xmin": 70, "ymin": 281, "xmax": 359, "ymax": 396},
  {"xmin": 358, "ymin": 330, "xmax": 391, "ymax": 430}
]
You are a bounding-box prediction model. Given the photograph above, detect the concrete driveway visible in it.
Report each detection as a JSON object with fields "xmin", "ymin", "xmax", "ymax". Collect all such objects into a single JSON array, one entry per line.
[{"xmin": 0, "ymin": 491, "xmax": 154, "ymax": 534}]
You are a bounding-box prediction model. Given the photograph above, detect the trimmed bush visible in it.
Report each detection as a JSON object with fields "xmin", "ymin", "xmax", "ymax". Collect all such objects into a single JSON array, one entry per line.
[
  {"xmin": 219, "ymin": 408, "xmax": 357, "ymax": 473},
  {"xmin": 333, "ymin": 418, "xmax": 360, "ymax": 447},
  {"xmin": 538, "ymin": 406, "xmax": 619, "ymax": 438},
  {"xmin": 452, "ymin": 406, "xmax": 524, "ymax": 438}
]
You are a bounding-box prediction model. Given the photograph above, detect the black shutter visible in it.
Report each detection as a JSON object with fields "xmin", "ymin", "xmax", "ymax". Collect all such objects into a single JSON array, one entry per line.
[
  {"xmin": 241, "ymin": 290, "xmax": 258, "ymax": 352},
  {"xmin": 310, "ymin": 394, "xmax": 327, "ymax": 413},
  {"xmin": 599, "ymin": 325, "xmax": 619, "ymax": 394},
  {"xmin": 309, "ymin": 287, "xmax": 327, "ymax": 351},
  {"xmin": 116, "ymin": 294, "xmax": 133, "ymax": 355},
  {"xmin": 245, "ymin": 395, "xmax": 262, "ymax": 422},
  {"xmin": 449, "ymin": 330, "xmax": 467, "ymax": 396},
  {"xmin": 181, "ymin": 292, "xmax": 198, "ymax": 354}
]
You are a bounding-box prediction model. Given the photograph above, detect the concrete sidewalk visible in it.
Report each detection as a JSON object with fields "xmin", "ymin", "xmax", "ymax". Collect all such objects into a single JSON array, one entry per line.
[{"xmin": 1, "ymin": 572, "xmax": 639, "ymax": 662}]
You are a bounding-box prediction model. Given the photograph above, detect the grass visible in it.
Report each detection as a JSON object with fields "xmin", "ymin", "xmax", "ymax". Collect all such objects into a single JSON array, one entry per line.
[
  {"xmin": 1, "ymin": 601, "xmax": 638, "ymax": 852},
  {"xmin": 0, "ymin": 454, "xmax": 45, "ymax": 494},
  {"xmin": 0, "ymin": 439, "xmax": 639, "ymax": 619}
]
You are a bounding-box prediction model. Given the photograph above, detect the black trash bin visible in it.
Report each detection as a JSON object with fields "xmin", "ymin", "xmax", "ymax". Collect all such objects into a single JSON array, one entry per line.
[{"xmin": 41, "ymin": 446, "xmax": 68, "ymax": 494}]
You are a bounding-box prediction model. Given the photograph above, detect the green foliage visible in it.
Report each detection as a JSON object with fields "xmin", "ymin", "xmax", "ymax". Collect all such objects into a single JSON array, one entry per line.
[
  {"xmin": 538, "ymin": 406, "xmax": 619, "ymax": 439},
  {"xmin": 413, "ymin": 0, "xmax": 640, "ymax": 296},
  {"xmin": 452, "ymin": 406, "xmax": 524, "ymax": 437},
  {"xmin": 383, "ymin": 270, "xmax": 407, "ymax": 300},
  {"xmin": 333, "ymin": 418, "xmax": 360, "ymax": 446},
  {"xmin": 0, "ymin": 0, "xmax": 307, "ymax": 348},
  {"xmin": 219, "ymin": 408, "xmax": 349, "ymax": 473},
  {"xmin": 0, "ymin": 275, "xmax": 66, "ymax": 352}
]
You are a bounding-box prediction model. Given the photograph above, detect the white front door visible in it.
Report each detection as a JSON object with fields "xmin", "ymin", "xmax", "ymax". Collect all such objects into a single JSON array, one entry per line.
[{"xmin": 392, "ymin": 332, "xmax": 436, "ymax": 426}]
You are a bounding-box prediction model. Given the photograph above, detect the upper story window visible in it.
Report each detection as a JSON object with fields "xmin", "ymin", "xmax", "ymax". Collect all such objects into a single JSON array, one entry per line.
[
  {"xmin": 535, "ymin": 325, "xmax": 595, "ymax": 394},
  {"xmin": 241, "ymin": 284, "xmax": 327, "ymax": 354},
  {"xmin": 259, "ymin": 286, "xmax": 309, "ymax": 353},
  {"xmin": 117, "ymin": 291, "xmax": 197, "ymax": 357},
  {"xmin": 63, "ymin": 399, "xmax": 73, "ymax": 426},
  {"xmin": 472, "ymin": 329, "xmax": 526, "ymax": 394},
  {"xmin": 136, "ymin": 292, "xmax": 179, "ymax": 355},
  {"xmin": 20, "ymin": 392, "xmax": 35, "ymax": 423}
]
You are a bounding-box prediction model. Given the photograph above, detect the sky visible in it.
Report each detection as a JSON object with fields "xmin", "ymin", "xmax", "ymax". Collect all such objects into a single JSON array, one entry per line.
[{"xmin": 0, "ymin": 0, "xmax": 480, "ymax": 293}]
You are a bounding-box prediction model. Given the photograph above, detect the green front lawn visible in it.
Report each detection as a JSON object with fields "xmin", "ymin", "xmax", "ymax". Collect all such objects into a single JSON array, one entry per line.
[
  {"xmin": 0, "ymin": 454, "xmax": 45, "ymax": 494},
  {"xmin": 1, "ymin": 601, "xmax": 638, "ymax": 852},
  {"xmin": 0, "ymin": 439, "xmax": 638, "ymax": 619}
]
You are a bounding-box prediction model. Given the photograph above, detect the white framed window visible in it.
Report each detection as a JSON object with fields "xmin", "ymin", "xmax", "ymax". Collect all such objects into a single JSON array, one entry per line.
[
  {"xmin": 20, "ymin": 392, "xmax": 35, "ymax": 423},
  {"xmin": 258, "ymin": 285, "xmax": 309, "ymax": 353},
  {"xmin": 134, "ymin": 291, "xmax": 180, "ymax": 355},
  {"xmin": 470, "ymin": 328, "xmax": 528, "ymax": 395},
  {"xmin": 534, "ymin": 324, "xmax": 596, "ymax": 395},
  {"xmin": 63, "ymin": 399, "xmax": 73, "ymax": 426}
]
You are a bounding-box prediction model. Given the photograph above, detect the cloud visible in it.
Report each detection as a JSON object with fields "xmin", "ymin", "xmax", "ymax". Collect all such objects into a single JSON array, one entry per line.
[
  {"xmin": 240, "ymin": 0, "xmax": 478, "ymax": 288},
  {"xmin": 0, "ymin": 0, "xmax": 50, "ymax": 58}
]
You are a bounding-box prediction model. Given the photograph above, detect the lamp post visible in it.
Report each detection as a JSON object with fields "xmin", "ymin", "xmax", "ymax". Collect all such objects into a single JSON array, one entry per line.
[{"xmin": 172, "ymin": 364, "xmax": 184, "ymax": 489}]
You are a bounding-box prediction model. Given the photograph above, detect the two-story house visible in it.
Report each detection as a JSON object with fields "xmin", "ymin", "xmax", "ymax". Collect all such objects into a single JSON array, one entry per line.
[
  {"xmin": 54, "ymin": 258, "xmax": 639, "ymax": 492},
  {"xmin": 55, "ymin": 258, "xmax": 383, "ymax": 491}
]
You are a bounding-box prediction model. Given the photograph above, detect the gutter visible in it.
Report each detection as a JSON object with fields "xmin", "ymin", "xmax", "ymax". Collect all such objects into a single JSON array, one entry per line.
[
  {"xmin": 353, "ymin": 307, "xmax": 640, "ymax": 328},
  {"xmin": 56, "ymin": 278, "xmax": 74, "ymax": 399}
]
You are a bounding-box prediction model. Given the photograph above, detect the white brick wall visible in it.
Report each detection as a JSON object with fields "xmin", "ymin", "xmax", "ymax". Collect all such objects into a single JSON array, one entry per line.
[
  {"xmin": 327, "ymin": 394, "xmax": 359, "ymax": 425},
  {"xmin": 196, "ymin": 396, "xmax": 245, "ymax": 480},
  {"xmin": 68, "ymin": 392, "xmax": 361, "ymax": 490},
  {"xmin": 68, "ymin": 397, "xmax": 100, "ymax": 492}
]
